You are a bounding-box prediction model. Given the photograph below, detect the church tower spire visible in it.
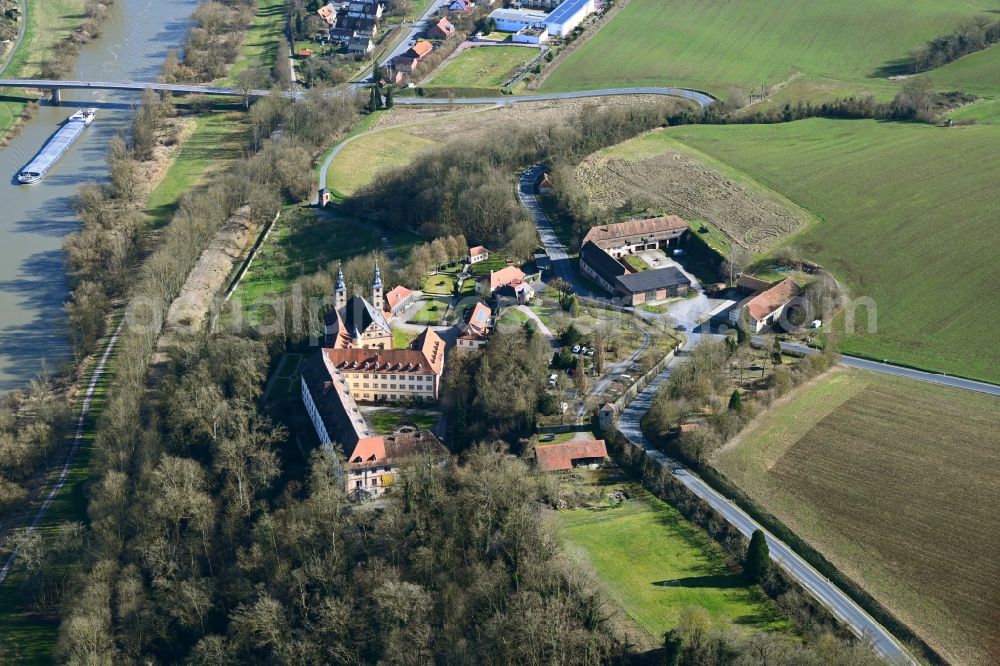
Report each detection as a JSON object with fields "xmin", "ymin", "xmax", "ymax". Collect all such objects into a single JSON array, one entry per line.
[
  {"xmin": 372, "ymin": 260, "xmax": 383, "ymax": 308},
  {"xmin": 335, "ymin": 264, "xmax": 347, "ymax": 312}
]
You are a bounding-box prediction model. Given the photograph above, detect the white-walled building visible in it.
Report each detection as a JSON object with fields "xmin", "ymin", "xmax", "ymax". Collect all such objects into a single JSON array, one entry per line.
[
  {"xmin": 544, "ymin": 0, "xmax": 595, "ymax": 36},
  {"xmin": 489, "ymin": 7, "xmax": 548, "ymax": 32}
]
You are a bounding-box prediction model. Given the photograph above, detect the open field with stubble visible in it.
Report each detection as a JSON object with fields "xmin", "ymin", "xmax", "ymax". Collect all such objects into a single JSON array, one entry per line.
[
  {"xmin": 583, "ymin": 118, "xmax": 1000, "ymax": 382},
  {"xmin": 712, "ymin": 369, "xmax": 1000, "ymax": 665},
  {"xmin": 539, "ymin": 0, "xmax": 1000, "ymax": 100},
  {"xmin": 555, "ymin": 470, "xmax": 790, "ymax": 643}
]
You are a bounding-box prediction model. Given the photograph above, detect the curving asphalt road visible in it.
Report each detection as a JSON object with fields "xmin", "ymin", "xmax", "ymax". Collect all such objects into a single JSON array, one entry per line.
[
  {"xmin": 0, "ymin": 0, "xmax": 27, "ymax": 77},
  {"xmin": 396, "ymin": 86, "xmax": 716, "ymax": 107},
  {"xmin": 615, "ymin": 369, "xmax": 914, "ymax": 664},
  {"xmin": 517, "ymin": 166, "xmax": 916, "ymax": 664}
]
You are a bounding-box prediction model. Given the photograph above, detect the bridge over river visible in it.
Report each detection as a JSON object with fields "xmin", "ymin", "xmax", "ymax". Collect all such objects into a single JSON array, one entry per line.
[{"xmin": 0, "ymin": 79, "xmax": 716, "ymax": 107}]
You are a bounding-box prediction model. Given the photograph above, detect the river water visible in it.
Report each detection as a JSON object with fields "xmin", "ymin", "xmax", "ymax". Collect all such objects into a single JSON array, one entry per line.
[{"xmin": 0, "ymin": 0, "xmax": 196, "ymax": 391}]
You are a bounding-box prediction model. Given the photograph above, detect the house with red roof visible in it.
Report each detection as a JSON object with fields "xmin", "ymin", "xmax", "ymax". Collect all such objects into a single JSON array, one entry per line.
[
  {"xmin": 467, "ymin": 244, "xmax": 489, "ymax": 265},
  {"xmin": 457, "ymin": 301, "xmax": 492, "ymax": 351},
  {"xmin": 383, "ymin": 285, "xmax": 414, "ymax": 320},
  {"xmin": 728, "ymin": 277, "xmax": 803, "ymax": 333},
  {"xmin": 535, "ymin": 439, "xmax": 608, "ymax": 472},
  {"xmin": 394, "ymin": 40, "xmax": 434, "ymax": 72},
  {"xmin": 428, "ymin": 16, "xmax": 456, "ymax": 39}
]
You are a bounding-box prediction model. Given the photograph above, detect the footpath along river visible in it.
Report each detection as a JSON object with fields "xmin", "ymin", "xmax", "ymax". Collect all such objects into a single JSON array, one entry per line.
[{"xmin": 0, "ymin": 0, "xmax": 196, "ymax": 391}]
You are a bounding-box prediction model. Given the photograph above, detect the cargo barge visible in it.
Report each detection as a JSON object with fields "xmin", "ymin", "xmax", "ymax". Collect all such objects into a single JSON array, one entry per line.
[{"xmin": 17, "ymin": 108, "xmax": 96, "ymax": 184}]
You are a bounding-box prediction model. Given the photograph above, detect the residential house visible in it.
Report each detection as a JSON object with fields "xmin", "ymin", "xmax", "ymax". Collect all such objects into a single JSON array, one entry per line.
[
  {"xmin": 317, "ymin": 2, "xmax": 341, "ymax": 26},
  {"xmin": 480, "ymin": 265, "xmax": 525, "ymax": 296},
  {"xmin": 457, "ymin": 301, "xmax": 492, "ymax": 351},
  {"xmin": 428, "ymin": 16, "xmax": 456, "ymax": 39},
  {"xmin": 535, "ymin": 439, "xmax": 608, "ymax": 472},
  {"xmin": 338, "ymin": 14, "xmax": 378, "ymax": 35},
  {"xmin": 394, "ymin": 39, "xmax": 434, "ymax": 72},
  {"xmin": 467, "ymin": 245, "xmax": 489, "ymax": 264},
  {"xmin": 728, "ymin": 277, "xmax": 803, "ymax": 333},
  {"xmin": 383, "ymin": 285, "xmax": 415, "ymax": 320},
  {"xmin": 348, "ymin": 34, "xmax": 374, "ymax": 54},
  {"xmin": 449, "ymin": 0, "xmax": 474, "ymax": 12},
  {"xmin": 345, "ymin": 0, "xmax": 384, "ymax": 20},
  {"xmin": 329, "ymin": 27, "xmax": 357, "ymax": 43}
]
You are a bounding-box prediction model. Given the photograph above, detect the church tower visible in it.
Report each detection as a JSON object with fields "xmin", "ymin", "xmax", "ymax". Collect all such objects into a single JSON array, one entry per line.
[
  {"xmin": 335, "ymin": 264, "xmax": 347, "ymax": 312},
  {"xmin": 372, "ymin": 261, "xmax": 383, "ymax": 309}
]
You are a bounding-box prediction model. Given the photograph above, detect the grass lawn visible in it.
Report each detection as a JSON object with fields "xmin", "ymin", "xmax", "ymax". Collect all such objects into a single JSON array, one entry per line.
[
  {"xmin": 468, "ymin": 255, "xmax": 508, "ymax": 276},
  {"xmin": 622, "ymin": 255, "xmax": 649, "ymax": 272},
  {"xmin": 539, "ymin": 0, "xmax": 999, "ymax": 99},
  {"xmin": 0, "ymin": 319, "xmax": 120, "ymax": 665},
  {"xmin": 422, "ymin": 273, "xmax": 456, "ymax": 296},
  {"xmin": 408, "ymin": 298, "xmax": 449, "ymax": 325},
  {"xmin": 556, "ymin": 469, "xmax": 789, "ymax": 640},
  {"xmin": 627, "ymin": 118, "xmax": 1000, "ymax": 383},
  {"xmin": 225, "ymin": 0, "xmax": 286, "ymax": 85},
  {"xmin": 392, "ymin": 327, "xmax": 419, "ymax": 349},
  {"xmin": 712, "ymin": 369, "xmax": 1000, "ymax": 665},
  {"xmin": 326, "ymin": 127, "xmax": 434, "ymax": 196},
  {"xmin": 496, "ymin": 306, "xmax": 529, "ymax": 327},
  {"xmin": 926, "ymin": 42, "xmax": 1000, "ymax": 98},
  {"xmin": 233, "ymin": 208, "xmax": 381, "ymax": 306},
  {"xmin": 424, "ymin": 45, "xmax": 536, "ymax": 89},
  {"xmin": 145, "ymin": 112, "xmax": 247, "ymax": 228},
  {"xmin": 369, "ymin": 409, "xmax": 439, "ymax": 434}
]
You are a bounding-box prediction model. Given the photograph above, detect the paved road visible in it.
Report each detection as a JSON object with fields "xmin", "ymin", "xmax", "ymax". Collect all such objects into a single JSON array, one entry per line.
[
  {"xmin": 772, "ymin": 339, "xmax": 1000, "ymax": 397},
  {"xmin": 396, "ymin": 86, "xmax": 717, "ymax": 107},
  {"xmin": 0, "ymin": 0, "xmax": 27, "ymax": 76},
  {"xmin": 616, "ymin": 357, "xmax": 914, "ymax": 665},
  {"xmin": 371, "ymin": 0, "xmax": 450, "ymax": 80}
]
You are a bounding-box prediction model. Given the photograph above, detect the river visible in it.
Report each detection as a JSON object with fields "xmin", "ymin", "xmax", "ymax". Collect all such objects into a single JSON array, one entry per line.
[{"xmin": 0, "ymin": 0, "xmax": 196, "ymax": 391}]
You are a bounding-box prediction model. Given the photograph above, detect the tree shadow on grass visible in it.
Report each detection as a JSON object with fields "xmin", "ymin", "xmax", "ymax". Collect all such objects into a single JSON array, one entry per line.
[{"xmin": 653, "ymin": 574, "xmax": 745, "ymax": 589}]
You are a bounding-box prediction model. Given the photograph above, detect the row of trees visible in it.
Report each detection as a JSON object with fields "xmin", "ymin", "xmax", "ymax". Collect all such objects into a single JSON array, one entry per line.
[
  {"xmin": 907, "ymin": 16, "xmax": 1000, "ymax": 73},
  {"xmin": 667, "ymin": 78, "xmax": 971, "ymax": 126},
  {"xmin": 402, "ymin": 233, "xmax": 468, "ymax": 284},
  {"xmin": 351, "ymin": 102, "xmax": 687, "ymax": 260}
]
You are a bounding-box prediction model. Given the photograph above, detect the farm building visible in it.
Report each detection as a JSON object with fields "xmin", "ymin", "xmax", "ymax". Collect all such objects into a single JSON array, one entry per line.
[
  {"xmin": 489, "ymin": 7, "xmax": 548, "ymax": 32},
  {"xmin": 614, "ymin": 267, "xmax": 690, "ymax": 306},
  {"xmin": 535, "ymin": 439, "xmax": 608, "ymax": 472},
  {"xmin": 583, "ymin": 215, "xmax": 689, "ymax": 257},
  {"xmin": 580, "ymin": 241, "xmax": 627, "ymax": 293},
  {"xmin": 544, "ymin": 0, "xmax": 595, "ymax": 36},
  {"xmin": 728, "ymin": 277, "xmax": 804, "ymax": 332}
]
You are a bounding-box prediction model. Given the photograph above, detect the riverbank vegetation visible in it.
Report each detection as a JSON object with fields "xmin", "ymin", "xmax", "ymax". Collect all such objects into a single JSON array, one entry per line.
[{"xmin": 162, "ymin": 0, "xmax": 257, "ymax": 84}]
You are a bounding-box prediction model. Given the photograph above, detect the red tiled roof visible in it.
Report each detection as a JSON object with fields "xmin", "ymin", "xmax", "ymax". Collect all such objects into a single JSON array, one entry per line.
[
  {"xmin": 409, "ymin": 40, "xmax": 433, "ymax": 58},
  {"xmin": 488, "ymin": 265, "xmax": 526, "ymax": 290},
  {"xmin": 414, "ymin": 326, "xmax": 445, "ymax": 375},
  {"xmin": 535, "ymin": 439, "xmax": 608, "ymax": 472},
  {"xmin": 469, "ymin": 245, "xmax": 488, "ymax": 257},
  {"xmin": 434, "ymin": 17, "xmax": 455, "ymax": 31},
  {"xmin": 582, "ymin": 216, "xmax": 688, "ymax": 246},
  {"xmin": 736, "ymin": 274, "xmax": 773, "ymax": 293},
  {"xmin": 349, "ymin": 436, "xmax": 386, "ymax": 465},
  {"xmin": 384, "ymin": 285, "xmax": 413, "ymax": 310},
  {"xmin": 322, "ymin": 326, "xmax": 444, "ymax": 376},
  {"xmin": 745, "ymin": 277, "xmax": 802, "ymax": 322},
  {"xmin": 464, "ymin": 302, "xmax": 491, "ymax": 336}
]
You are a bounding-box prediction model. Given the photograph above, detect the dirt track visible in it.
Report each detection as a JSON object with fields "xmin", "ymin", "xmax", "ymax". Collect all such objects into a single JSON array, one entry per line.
[{"xmin": 576, "ymin": 144, "xmax": 809, "ymax": 251}]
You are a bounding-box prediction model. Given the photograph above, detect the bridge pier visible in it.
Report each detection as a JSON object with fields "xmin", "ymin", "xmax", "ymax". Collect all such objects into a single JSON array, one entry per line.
[{"xmin": 50, "ymin": 88, "xmax": 61, "ymax": 105}]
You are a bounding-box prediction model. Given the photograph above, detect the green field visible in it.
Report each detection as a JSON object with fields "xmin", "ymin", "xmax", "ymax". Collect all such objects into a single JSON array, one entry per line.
[
  {"xmin": 712, "ymin": 369, "xmax": 1000, "ymax": 665},
  {"xmin": 424, "ymin": 45, "xmax": 535, "ymax": 89},
  {"xmin": 326, "ymin": 128, "xmax": 434, "ymax": 196},
  {"xmin": 369, "ymin": 409, "xmax": 439, "ymax": 434},
  {"xmin": 639, "ymin": 118, "xmax": 1000, "ymax": 382},
  {"xmin": 556, "ymin": 471, "xmax": 788, "ymax": 640},
  {"xmin": 422, "ymin": 273, "xmax": 456, "ymax": 296},
  {"xmin": 225, "ymin": 0, "xmax": 285, "ymax": 85},
  {"xmin": 540, "ymin": 0, "xmax": 999, "ymax": 99},
  {"xmin": 408, "ymin": 298, "xmax": 449, "ymax": 325},
  {"xmin": 145, "ymin": 112, "xmax": 247, "ymax": 227},
  {"xmin": 927, "ymin": 43, "xmax": 1000, "ymax": 98}
]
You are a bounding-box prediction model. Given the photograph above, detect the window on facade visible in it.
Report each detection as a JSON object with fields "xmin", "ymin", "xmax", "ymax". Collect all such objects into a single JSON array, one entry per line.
[{"xmin": 390, "ymin": 374, "xmax": 397, "ymax": 380}]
